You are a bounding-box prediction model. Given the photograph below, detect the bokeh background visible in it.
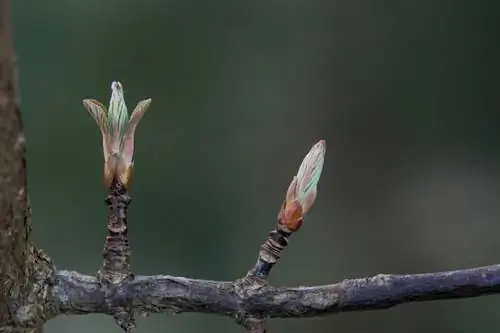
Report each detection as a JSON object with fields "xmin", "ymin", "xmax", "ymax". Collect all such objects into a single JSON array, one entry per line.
[{"xmin": 12, "ymin": 1, "xmax": 500, "ymax": 332}]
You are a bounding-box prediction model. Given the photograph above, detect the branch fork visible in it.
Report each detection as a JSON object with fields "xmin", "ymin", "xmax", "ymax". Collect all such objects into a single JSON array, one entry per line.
[{"xmin": 82, "ymin": 82, "xmax": 327, "ymax": 332}]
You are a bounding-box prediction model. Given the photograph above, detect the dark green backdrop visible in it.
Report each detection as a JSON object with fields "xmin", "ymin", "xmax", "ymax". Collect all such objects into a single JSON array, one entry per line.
[{"xmin": 12, "ymin": 1, "xmax": 500, "ymax": 332}]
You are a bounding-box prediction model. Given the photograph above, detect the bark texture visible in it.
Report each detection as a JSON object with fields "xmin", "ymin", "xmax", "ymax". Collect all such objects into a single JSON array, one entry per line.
[
  {"xmin": 8, "ymin": 264, "xmax": 500, "ymax": 332},
  {"xmin": 0, "ymin": 1, "xmax": 54, "ymax": 332}
]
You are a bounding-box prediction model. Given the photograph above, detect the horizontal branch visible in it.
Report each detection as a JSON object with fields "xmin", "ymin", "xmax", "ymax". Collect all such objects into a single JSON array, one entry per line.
[{"xmin": 22, "ymin": 263, "xmax": 499, "ymax": 328}]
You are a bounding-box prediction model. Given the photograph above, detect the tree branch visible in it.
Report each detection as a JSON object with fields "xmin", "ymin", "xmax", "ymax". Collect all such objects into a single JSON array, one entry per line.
[{"xmin": 12, "ymin": 263, "xmax": 500, "ymax": 330}]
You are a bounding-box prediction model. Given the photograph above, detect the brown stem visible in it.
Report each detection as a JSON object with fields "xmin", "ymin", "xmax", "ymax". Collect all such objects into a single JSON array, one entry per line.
[
  {"xmin": 235, "ymin": 221, "xmax": 297, "ymax": 331},
  {"xmin": 97, "ymin": 177, "xmax": 135, "ymax": 332},
  {"xmin": 98, "ymin": 178, "xmax": 133, "ymax": 284},
  {"xmin": 246, "ymin": 225, "xmax": 294, "ymax": 280}
]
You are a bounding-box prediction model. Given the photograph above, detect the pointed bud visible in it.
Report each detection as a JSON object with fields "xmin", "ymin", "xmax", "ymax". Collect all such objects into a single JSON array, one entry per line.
[
  {"xmin": 278, "ymin": 140, "xmax": 326, "ymax": 232},
  {"xmin": 295, "ymin": 139, "xmax": 325, "ymax": 213}
]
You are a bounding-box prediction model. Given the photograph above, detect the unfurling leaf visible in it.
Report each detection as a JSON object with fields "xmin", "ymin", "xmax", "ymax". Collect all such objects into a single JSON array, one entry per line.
[
  {"xmin": 122, "ymin": 98, "xmax": 152, "ymax": 167},
  {"xmin": 83, "ymin": 81, "xmax": 152, "ymax": 187}
]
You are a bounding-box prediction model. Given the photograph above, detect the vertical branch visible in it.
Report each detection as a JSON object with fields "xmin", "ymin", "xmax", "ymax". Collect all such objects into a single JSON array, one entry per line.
[
  {"xmin": 83, "ymin": 82, "xmax": 151, "ymax": 332},
  {"xmin": 0, "ymin": 0, "xmax": 29, "ymax": 327},
  {"xmin": 100, "ymin": 177, "xmax": 132, "ymax": 284},
  {"xmin": 98, "ymin": 176, "xmax": 135, "ymax": 332},
  {"xmin": 0, "ymin": 1, "xmax": 51, "ymax": 332},
  {"xmin": 235, "ymin": 140, "xmax": 326, "ymax": 333}
]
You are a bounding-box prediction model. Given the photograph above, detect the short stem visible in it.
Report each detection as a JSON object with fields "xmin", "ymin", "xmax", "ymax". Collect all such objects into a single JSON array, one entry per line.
[
  {"xmin": 236, "ymin": 226, "xmax": 293, "ymax": 332},
  {"xmin": 246, "ymin": 226, "xmax": 293, "ymax": 280},
  {"xmin": 98, "ymin": 177, "xmax": 133, "ymax": 284}
]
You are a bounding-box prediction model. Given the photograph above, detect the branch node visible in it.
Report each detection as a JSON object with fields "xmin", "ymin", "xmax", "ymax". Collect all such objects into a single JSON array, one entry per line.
[
  {"xmin": 12, "ymin": 247, "xmax": 58, "ymax": 328},
  {"xmin": 234, "ymin": 276, "xmax": 269, "ymax": 331},
  {"xmin": 234, "ymin": 275, "xmax": 267, "ymax": 299},
  {"xmin": 113, "ymin": 309, "xmax": 136, "ymax": 333},
  {"xmin": 235, "ymin": 311, "xmax": 267, "ymax": 333},
  {"xmin": 245, "ymin": 227, "xmax": 291, "ymax": 281}
]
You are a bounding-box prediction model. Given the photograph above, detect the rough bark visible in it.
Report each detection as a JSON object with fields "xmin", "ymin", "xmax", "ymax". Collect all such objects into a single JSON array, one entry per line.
[
  {"xmin": 7, "ymin": 263, "xmax": 500, "ymax": 331},
  {"xmin": 0, "ymin": 0, "xmax": 53, "ymax": 332},
  {"xmin": 46, "ymin": 264, "xmax": 500, "ymax": 318}
]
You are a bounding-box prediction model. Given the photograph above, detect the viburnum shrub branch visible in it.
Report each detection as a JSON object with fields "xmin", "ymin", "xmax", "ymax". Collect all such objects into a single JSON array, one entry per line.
[{"xmin": 6, "ymin": 81, "xmax": 500, "ymax": 333}]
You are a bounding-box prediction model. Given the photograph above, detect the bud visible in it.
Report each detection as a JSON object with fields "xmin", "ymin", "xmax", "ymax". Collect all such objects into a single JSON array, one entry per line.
[
  {"xmin": 83, "ymin": 81, "xmax": 152, "ymax": 188},
  {"xmin": 278, "ymin": 140, "xmax": 326, "ymax": 232}
]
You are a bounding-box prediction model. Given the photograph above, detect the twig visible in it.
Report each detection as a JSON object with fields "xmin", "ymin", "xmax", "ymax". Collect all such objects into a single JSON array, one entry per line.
[
  {"xmin": 100, "ymin": 179, "xmax": 132, "ymax": 284},
  {"xmin": 83, "ymin": 82, "xmax": 152, "ymax": 332},
  {"xmin": 99, "ymin": 178, "xmax": 135, "ymax": 331},
  {"xmin": 233, "ymin": 140, "xmax": 326, "ymax": 331}
]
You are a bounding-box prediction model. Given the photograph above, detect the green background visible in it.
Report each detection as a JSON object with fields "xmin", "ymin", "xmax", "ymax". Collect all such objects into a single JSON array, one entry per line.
[{"xmin": 12, "ymin": 1, "xmax": 500, "ymax": 332}]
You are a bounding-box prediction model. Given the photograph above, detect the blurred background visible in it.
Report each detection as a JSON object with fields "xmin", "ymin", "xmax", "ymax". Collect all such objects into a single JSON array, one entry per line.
[{"xmin": 12, "ymin": 1, "xmax": 500, "ymax": 332}]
